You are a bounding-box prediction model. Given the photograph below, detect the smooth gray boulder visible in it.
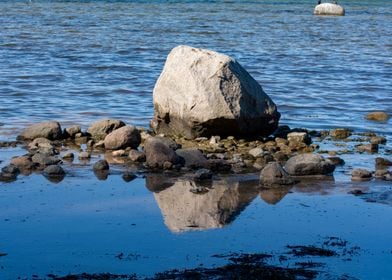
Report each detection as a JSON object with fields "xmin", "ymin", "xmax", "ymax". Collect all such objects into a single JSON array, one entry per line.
[
  {"xmin": 284, "ymin": 153, "xmax": 335, "ymax": 176},
  {"xmin": 87, "ymin": 119, "xmax": 125, "ymax": 140},
  {"xmin": 104, "ymin": 126, "xmax": 141, "ymax": 150},
  {"xmin": 18, "ymin": 121, "xmax": 63, "ymax": 141},
  {"xmin": 151, "ymin": 45, "xmax": 280, "ymax": 139},
  {"xmin": 144, "ymin": 137, "xmax": 180, "ymax": 168},
  {"xmin": 260, "ymin": 162, "xmax": 295, "ymax": 187},
  {"xmin": 314, "ymin": 3, "xmax": 345, "ymax": 16}
]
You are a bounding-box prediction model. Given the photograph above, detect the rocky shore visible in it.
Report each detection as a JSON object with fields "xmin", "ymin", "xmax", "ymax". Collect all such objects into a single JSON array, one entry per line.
[
  {"xmin": 1, "ymin": 46, "xmax": 391, "ymax": 187},
  {"xmin": 0, "ymin": 118, "xmax": 390, "ymax": 186}
]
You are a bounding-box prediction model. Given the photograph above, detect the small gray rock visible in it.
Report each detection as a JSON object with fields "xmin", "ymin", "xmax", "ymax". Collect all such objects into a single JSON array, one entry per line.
[
  {"xmin": 32, "ymin": 153, "xmax": 61, "ymax": 166},
  {"xmin": 18, "ymin": 121, "xmax": 63, "ymax": 140},
  {"xmin": 144, "ymin": 137, "xmax": 180, "ymax": 168},
  {"xmin": 104, "ymin": 125, "xmax": 141, "ymax": 150},
  {"xmin": 284, "ymin": 153, "xmax": 335, "ymax": 176},
  {"xmin": 64, "ymin": 125, "xmax": 81, "ymax": 138},
  {"xmin": 87, "ymin": 119, "xmax": 125, "ymax": 140},
  {"xmin": 260, "ymin": 162, "xmax": 294, "ymax": 187}
]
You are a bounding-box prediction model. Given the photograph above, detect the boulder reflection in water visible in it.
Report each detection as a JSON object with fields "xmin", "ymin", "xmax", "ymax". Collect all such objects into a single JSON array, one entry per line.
[{"xmin": 146, "ymin": 175, "xmax": 259, "ymax": 232}]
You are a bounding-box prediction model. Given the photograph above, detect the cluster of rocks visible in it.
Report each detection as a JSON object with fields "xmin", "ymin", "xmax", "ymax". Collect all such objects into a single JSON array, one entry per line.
[
  {"xmin": 351, "ymin": 157, "xmax": 392, "ymax": 181},
  {"xmin": 1, "ymin": 46, "xmax": 390, "ymax": 186}
]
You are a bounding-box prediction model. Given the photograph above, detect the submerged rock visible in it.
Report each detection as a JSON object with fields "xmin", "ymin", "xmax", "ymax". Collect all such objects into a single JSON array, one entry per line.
[
  {"xmin": 87, "ymin": 119, "xmax": 125, "ymax": 140},
  {"xmin": 284, "ymin": 153, "xmax": 335, "ymax": 176},
  {"xmin": 260, "ymin": 162, "xmax": 295, "ymax": 187},
  {"xmin": 104, "ymin": 126, "xmax": 141, "ymax": 150},
  {"xmin": 365, "ymin": 111, "xmax": 390, "ymax": 121},
  {"xmin": 18, "ymin": 121, "xmax": 63, "ymax": 141},
  {"xmin": 314, "ymin": 3, "xmax": 345, "ymax": 16},
  {"xmin": 151, "ymin": 45, "xmax": 280, "ymax": 139}
]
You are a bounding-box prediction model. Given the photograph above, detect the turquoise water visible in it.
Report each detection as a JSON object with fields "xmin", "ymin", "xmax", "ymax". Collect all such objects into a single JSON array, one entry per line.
[{"xmin": 0, "ymin": 0, "xmax": 391, "ymax": 140}]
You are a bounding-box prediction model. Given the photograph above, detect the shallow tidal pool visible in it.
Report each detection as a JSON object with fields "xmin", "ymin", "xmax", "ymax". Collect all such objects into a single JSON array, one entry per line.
[{"xmin": 0, "ymin": 163, "xmax": 391, "ymax": 279}]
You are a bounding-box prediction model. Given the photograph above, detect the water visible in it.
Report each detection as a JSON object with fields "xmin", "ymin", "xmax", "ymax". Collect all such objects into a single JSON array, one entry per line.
[
  {"xmin": 0, "ymin": 1, "xmax": 392, "ymax": 279},
  {"xmin": 0, "ymin": 0, "xmax": 391, "ymax": 141}
]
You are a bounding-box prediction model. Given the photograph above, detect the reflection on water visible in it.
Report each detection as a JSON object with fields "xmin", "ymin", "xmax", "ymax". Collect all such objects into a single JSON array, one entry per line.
[{"xmin": 147, "ymin": 175, "xmax": 259, "ymax": 232}]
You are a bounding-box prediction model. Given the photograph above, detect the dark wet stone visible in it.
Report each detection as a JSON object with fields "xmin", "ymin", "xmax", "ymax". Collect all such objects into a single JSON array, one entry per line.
[
  {"xmin": 43, "ymin": 165, "xmax": 65, "ymax": 183},
  {"xmin": 176, "ymin": 148, "xmax": 208, "ymax": 169},
  {"xmin": 273, "ymin": 125, "xmax": 291, "ymax": 138},
  {"xmin": 32, "ymin": 153, "xmax": 61, "ymax": 166},
  {"xmin": 43, "ymin": 165, "xmax": 65, "ymax": 175},
  {"xmin": 260, "ymin": 162, "xmax": 295, "ymax": 187},
  {"xmin": 93, "ymin": 160, "xmax": 109, "ymax": 171},
  {"xmin": 144, "ymin": 137, "xmax": 180, "ymax": 168}
]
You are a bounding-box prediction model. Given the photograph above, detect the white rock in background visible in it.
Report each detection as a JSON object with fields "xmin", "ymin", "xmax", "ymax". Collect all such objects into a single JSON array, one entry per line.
[{"xmin": 314, "ymin": 3, "xmax": 345, "ymax": 16}]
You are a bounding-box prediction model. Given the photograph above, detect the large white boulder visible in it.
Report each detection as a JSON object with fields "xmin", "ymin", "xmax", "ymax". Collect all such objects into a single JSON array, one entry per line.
[
  {"xmin": 151, "ymin": 45, "xmax": 280, "ymax": 139},
  {"xmin": 314, "ymin": 3, "xmax": 345, "ymax": 16}
]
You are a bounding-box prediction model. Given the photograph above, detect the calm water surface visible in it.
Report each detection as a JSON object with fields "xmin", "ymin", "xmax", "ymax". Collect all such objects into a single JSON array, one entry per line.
[
  {"xmin": 0, "ymin": 1, "xmax": 392, "ymax": 279},
  {"xmin": 0, "ymin": 0, "xmax": 391, "ymax": 140}
]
